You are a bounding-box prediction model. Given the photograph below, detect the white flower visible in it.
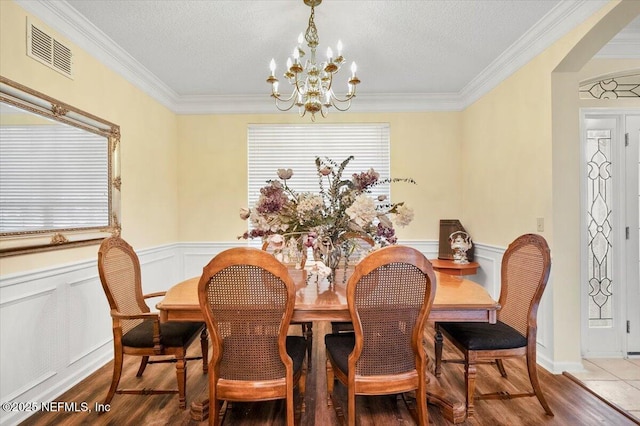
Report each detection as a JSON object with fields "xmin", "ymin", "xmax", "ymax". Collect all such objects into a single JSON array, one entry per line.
[
  {"xmin": 309, "ymin": 261, "xmax": 332, "ymax": 278},
  {"xmin": 239, "ymin": 207, "xmax": 251, "ymax": 220},
  {"xmin": 268, "ymin": 234, "xmax": 285, "ymax": 249},
  {"xmin": 277, "ymin": 168, "xmax": 293, "ymax": 180},
  {"xmin": 394, "ymin": 204, "xmax": 414, "ymax": 227},
  {"xmin": 296, "ymin": 193, "xmax": 324, "ymax": 221},
  {"xmin": 250, "ymin": 210, "xmax": 283, "ymax": 233},
  {"xmin": 345, "ymin": 194, "xmax": 377, "ymax": 227}
]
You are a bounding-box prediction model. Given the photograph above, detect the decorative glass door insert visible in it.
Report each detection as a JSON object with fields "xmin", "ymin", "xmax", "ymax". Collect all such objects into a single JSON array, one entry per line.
[{"xmin": 586, "ymin": 128, "xmax": 614, "ymax": 328}]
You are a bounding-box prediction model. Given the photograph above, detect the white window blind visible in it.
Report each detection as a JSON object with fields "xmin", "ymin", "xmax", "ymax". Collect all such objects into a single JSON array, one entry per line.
[
  {"xmin": 247, "ymin": 123, "xmax": 391, "ymax": 210},
  {"xmin": 0, "ymin": 124, "xmax": 109, "ymax": 234}
]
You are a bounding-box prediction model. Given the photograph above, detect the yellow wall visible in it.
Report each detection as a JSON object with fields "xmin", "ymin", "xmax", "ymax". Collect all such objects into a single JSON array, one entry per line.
[
  {"xmin": 462, "ymin": 0, "xmax": 640, "ymax": 364},
  {"xmin": 0, "ymin": 1, "xmax": 180, "ymax": 275},
  {"xmin": 2, "ymin": 0, "xmax": 640, "ymax": 367},
  {"xmin": 176, "ymin": 112, "xmax": 463, "ymax": 242}
]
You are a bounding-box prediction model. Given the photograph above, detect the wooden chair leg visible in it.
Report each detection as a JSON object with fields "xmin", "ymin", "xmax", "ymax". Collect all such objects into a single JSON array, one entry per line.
[
  {"xmin": 175, "ymin": 352, "xmax": 187, "ymax": 409},
  {"xmin": 347, "ymin": 386, "xmax": 356, "ymax": 426},
  {"xmin": 298, "ymin": 363, "xmax": 307, "ymax": 414},
  {"xmin": 104, "ymin": 347, "xmax": 123, "ymax": 406},
  {"xmin": 416, "ymin": 367, "xmax": 428, "ymax": 426},
  {"xmin": 200, "ymin": 328, "xmax": 209, "ymax": 373},
  {"xmin": 209, "ymin": 373, "xmax": 222, "ymax": 426},
  {"xmin": 465, "ymin": 352, "xmax": 477, "ymax": 418},
  {"xmin": 286, "ymin": 382, "xmax": 295, "ymax": 426},
  {"xmin": 526, "ymin": 350, "xmax": 554, "ymax": 416},
  {"xmin": 325, "ymin": 358, "xmax": 335, "ymax": 406},
  {"xmin": 135, "ymin": 356, "xmax": 149, "ymax": 377},
  {"xmin": 434, "ymin": 326, "xmax": 443, "ymax": 377}
]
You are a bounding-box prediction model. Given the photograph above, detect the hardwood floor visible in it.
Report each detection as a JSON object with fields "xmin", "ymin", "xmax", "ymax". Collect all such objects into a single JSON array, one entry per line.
[{"xmin": 22, "ymin": 322, "xmax": 640, "ymax": 426}]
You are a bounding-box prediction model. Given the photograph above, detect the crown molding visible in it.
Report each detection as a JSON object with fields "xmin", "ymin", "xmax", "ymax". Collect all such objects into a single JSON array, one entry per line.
[
  {"xmin": 15, "ymin": 0, "xmax": 623, "ymax": 114},
  {"xmin": 173, "ymin": 92, "xmax": 466, "ymax": 115},
  {"xmin": 461, "ymin": 0, "xmax": 609, "ymax": 108},
  {"xmin": 15, "ymin": 0, "xmax": 180, "ymax": 110}
]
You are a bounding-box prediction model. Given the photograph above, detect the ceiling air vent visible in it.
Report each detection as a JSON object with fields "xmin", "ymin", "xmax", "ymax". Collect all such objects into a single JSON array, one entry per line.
[{"xmin": 26, "ymin": 18, "xmax": 73, "ymax": 79}]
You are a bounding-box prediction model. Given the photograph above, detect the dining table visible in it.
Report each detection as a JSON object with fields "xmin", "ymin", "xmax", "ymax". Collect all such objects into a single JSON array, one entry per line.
[{"xmin": 156, "ymin": 265, "xmax": 499, "ymax": 424}]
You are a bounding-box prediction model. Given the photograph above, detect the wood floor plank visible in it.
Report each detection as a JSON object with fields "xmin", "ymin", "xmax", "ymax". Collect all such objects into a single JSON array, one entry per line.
[{"xmin": 21, "ymin": 322, "xmax": 640, "ymax": 426}]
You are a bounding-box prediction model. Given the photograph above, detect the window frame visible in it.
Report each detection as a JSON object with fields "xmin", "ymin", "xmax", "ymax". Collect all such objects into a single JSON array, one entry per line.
[{"xmin": 0, "ymin": 76, "xmax": 121, "ymax": 257}]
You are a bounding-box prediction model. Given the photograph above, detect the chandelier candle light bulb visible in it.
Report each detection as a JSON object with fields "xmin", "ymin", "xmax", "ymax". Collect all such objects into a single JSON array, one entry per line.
[{"xmin": 267, "ymin": 0, "xmax": 360, "ymax": 120}]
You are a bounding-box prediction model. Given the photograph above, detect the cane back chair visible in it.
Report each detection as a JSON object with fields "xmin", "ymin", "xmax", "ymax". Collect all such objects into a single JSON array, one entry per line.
[
  {"xmin": 262, "ymin": 240, "xmax": 313, "ymax": 369},
  {"xmin": 435, "ymin": 233, "xmax": 554, "ymax": 418},
  {"xmin": 324, "ymin": 245, "xmax": 437, "ymax": 426},
  {"xmin": 97, "ymin": 236, "xmax": 208, "ymax": 410},
  {"xmin": 198, "ymin": 247, "xmax": 307, "ymax": 426}
]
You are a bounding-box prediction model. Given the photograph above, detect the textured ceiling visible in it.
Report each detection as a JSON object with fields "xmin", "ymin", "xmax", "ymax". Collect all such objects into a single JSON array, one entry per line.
[
  {"xmin": 64, "ymin": 0, "xmax": 565, "ymax": 96},
  {"xmin": 20, "ymin": 0, "xmax": 640, "ymax": 112}
]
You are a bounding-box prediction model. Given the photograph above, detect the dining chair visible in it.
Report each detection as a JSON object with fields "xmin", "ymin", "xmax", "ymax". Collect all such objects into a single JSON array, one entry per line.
[
  {"xmin": 262, "ymin": 240, "xmax": 314, "ymax": 370},
  {"xmin": 198, "ymin": 247, "xmax": 307, "ymax": 426},
  {"xmin": 330, "ymin": 234, "xmax": 376, "ymax": 334},
  {"xmin": 324, "ymin": 245, "xmax": 437, "ymax": 426},
  {"xmin": 434, "ymin": 233, "xmax": 554, "ymax": 418},
  {"xmin": 97, "ymin": 236, "xmax": 208, "ymax": 410}
]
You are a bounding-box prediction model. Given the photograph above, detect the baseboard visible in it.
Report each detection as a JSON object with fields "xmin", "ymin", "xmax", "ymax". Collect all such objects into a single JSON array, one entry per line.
[{"xmin": 0, "ymin": 346, "xmax": 112, "ymax": 426}]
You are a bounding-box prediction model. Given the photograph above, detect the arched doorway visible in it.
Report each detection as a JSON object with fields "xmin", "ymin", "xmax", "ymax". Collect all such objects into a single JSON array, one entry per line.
[{"xmin": 551, "ymin": 2, "xmax": 640, "ymax": 365}]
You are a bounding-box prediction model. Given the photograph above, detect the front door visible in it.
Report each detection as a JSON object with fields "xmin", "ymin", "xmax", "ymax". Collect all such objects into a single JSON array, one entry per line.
[{"xmin": 582, "ymin": 111, "xmax": 640, "ymax": 357}]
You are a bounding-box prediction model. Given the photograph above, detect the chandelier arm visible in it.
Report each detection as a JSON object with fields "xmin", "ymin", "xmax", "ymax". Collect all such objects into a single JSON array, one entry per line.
[
  {"xmin": 293, "ymin": 78, "xmax": 306, "ymax": 99},
  {"xmin": 329, "ymin": 90, "xmax": 356, "ymax": 104},
  {"xmin": 330, "ymin": 98, "xmax": 353, "ymax": 112},
  {"xmin": 273, "ymin": 90, "xmax": 298, "ymax": 103},
  {"xmin": 273, "ymin": 95, "xmax": 298, "ymax": 112}
]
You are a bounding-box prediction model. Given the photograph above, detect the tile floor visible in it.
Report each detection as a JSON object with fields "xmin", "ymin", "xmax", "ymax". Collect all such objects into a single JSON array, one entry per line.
[{"xmin": 569, "ymin": 358, "xmax": 640, "ymax": 421}]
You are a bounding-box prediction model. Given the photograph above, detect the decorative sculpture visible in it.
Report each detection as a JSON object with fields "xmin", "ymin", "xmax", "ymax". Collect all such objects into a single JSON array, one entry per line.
[{"xmin": 449, "ymin": 231, "xmax": 473, "ymax": 264}]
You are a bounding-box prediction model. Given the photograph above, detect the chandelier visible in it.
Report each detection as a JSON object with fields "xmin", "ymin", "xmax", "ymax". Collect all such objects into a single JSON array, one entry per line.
[{"xmin": 266, "ymin": 0, "xmax": 360, "ymax": 121}]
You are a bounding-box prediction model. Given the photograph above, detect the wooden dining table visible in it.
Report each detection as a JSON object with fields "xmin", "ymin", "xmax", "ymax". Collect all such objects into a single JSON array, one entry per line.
[{"xmin": 156, "ymin": 266, "xmax": 499, "ymax": 424}]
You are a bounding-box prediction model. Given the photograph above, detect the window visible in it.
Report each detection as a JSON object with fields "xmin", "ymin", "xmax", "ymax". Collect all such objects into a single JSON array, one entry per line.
[
  {"xmin": 247, "ymin": 123, "xmax": 391, "ymax": 211},
  {"xmin": 0, "ymin": 119, "xmax": 108, "ymax": 233},
  {"xmin": 0, "ymin": 76, "xmax": 120, "ymax": 256}
]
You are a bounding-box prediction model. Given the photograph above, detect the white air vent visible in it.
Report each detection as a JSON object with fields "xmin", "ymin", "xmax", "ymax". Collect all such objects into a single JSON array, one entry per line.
[{"xmin": 26, "ymin": 18, "xmax": 73, "ymax": 79}]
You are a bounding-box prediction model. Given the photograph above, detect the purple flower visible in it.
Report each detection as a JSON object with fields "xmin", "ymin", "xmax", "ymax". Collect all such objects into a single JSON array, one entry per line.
[
  {"xmin": 256, "ymin": 181, "xmax": 288, "ymax": 214},
  {"xmin": 376, "ymin": 222, "xmax": 397, "ymax": 244},
  {"xmin": 302, "ymin": 232, "xmax": 317, "ymax": 248},
  {"xmin": 352, "ymin": 168, "xmax": 380, "ymax": 191}
]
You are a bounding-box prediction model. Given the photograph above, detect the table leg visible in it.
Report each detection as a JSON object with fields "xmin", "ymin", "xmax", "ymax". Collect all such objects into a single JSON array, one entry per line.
[
  {"xmin": 190, "ymin": 398, "xmax": 209, "ymax": 421},
  {"xmin": 301, "ymin": 322, "xmax": 313, "ymax": 370},
  {"xmin": 425, "ymin": 329, "xmax": 467, "ymax": 423},
  {"xmin": 426, "ymin": 369, "xmax": 467, "ymax": 423}
]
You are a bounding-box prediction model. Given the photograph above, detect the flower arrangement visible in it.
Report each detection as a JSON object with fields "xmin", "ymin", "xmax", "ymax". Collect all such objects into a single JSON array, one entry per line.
[{"xmin": 239, "ymin": 156, "xmax": 415, "ymax": 272}]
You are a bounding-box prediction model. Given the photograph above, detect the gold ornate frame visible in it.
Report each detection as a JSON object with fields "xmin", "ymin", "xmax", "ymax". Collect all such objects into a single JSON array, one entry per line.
[{"xmin": 0, "ymin": 76, "xmax": 121, "ymax": 257}]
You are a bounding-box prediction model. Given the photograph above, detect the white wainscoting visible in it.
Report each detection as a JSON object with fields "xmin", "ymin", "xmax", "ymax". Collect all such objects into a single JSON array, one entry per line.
[{"xmin": 0, "ymin": 239, "xmax": 564, "ymax": 426}]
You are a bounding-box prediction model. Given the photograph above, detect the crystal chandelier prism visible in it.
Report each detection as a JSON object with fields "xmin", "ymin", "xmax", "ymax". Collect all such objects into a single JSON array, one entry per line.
[{"xmin": 266, "ymin": 0, "xmax": 360, "ymax": 121}]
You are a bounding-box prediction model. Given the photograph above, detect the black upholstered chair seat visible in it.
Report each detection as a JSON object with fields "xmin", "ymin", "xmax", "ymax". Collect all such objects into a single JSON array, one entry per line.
[
  {"xmin": 438, "ymin": 321, "xmax": 527, "ymax": 351},
  {"xmin": 325, "ymin": 332, "xmax": 355, "ymax": 374},
  {"xmin": 122, "ymin": 320, "xmax": 204, "ymax": 348}
]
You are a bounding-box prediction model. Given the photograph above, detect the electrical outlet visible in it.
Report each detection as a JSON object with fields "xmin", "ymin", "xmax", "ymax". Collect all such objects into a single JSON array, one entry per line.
[{"xmin": 537, "ymin": 218, "xmax": 544, "ymax": 232}]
